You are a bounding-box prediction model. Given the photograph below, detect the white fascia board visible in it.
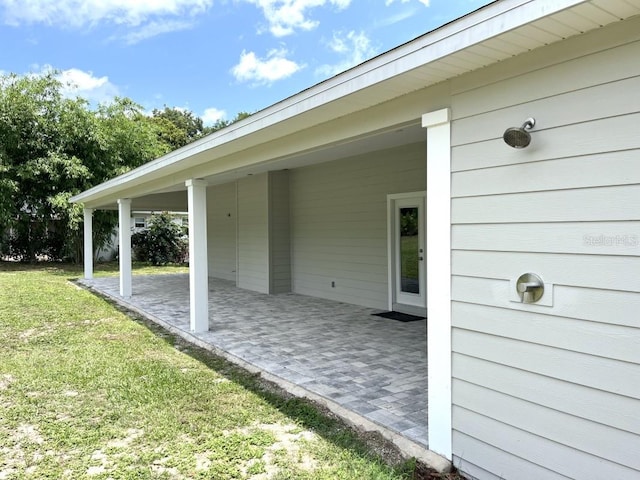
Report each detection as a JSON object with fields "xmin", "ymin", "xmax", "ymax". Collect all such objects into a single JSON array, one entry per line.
[{"xmin": 70, "ymin": 0, "xmax": 589, "ymax": 207}]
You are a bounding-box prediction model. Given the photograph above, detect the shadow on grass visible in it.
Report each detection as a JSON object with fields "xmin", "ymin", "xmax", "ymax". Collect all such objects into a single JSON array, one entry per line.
[
  {"xmin": 91, "ymin": 291, "xmax": 461, "ymax": 480},
  {"xmin": 102, "ymin": 300, "xmax": 413, "ymax": 473},
  {"xmin": 2, "ymin": 261, "xmax": 459, "ymax": 479},
  {"xmin": 0, "ymin": 260, "xmax": 188, "ymax": 277}
]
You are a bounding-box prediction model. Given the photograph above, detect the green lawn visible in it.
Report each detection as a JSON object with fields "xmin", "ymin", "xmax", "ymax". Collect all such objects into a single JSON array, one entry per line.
[
  {"xmin": 400, "ymin": 236, "xmax": 419, "ymax": 280},
  {"xmin": 0, "ymin": 263, "xmax": 443, "ymax": 479}
]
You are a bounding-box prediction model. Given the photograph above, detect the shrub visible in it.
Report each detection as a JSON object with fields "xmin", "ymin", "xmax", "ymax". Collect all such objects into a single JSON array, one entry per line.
[{"xmin": 132, "ymin": 212, "xmax": 188, "ymax": 265}]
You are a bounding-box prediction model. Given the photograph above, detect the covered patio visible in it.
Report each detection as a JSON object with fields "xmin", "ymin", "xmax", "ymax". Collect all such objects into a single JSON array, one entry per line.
[
  {"xmin": 71, "ymin": 24, "xmax": 454, "ymax": 466},
  {"xmin": 79, "ymin": 274, "xmax": 428, "ymax": 451}
]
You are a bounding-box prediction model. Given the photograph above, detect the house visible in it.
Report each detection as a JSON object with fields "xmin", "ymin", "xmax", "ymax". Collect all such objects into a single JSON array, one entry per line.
[
  {"xmin": 70, "ymin": 1, "xmax": 640, "ymax": 478},
  {"xmin": 131, "ymin": 211, "xmax": 188, "ymax": 231},
  {"xmin": 94, "ymin": 211, "xmax": 188, "ymax": 261}
]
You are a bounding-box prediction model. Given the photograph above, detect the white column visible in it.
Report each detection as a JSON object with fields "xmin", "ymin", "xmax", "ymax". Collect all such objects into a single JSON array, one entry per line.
[
  {"xmin": 83, "ymin": 208, "xmax": 94, "ymax": 279},
  {"xmin": 422, "ymin": 108, "xmax": 452, "ymax": 460},
  {"xmin": 118, "ymin": 198, "xmax": 132, "ymax": 298},
  {"xmin": 186, "ymin": 179, "xmax": 209, "ymax": 332}
]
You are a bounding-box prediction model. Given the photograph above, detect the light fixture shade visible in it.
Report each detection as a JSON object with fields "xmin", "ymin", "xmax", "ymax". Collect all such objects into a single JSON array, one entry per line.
[{"xmin": 504, "ymin": 118, "xmax": 535, "ymax": 148}]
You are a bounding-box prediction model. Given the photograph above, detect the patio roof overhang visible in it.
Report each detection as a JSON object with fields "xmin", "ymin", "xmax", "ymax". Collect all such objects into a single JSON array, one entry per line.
[{"xmin": 70, "ymin": 0, "xmax": 640, "ymax": 210}]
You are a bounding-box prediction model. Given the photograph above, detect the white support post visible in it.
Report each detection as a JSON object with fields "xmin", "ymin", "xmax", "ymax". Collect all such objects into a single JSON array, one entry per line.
[
  {"xmin": 422, "ymin": 108, "xmax": 452, "ymax": 460},
  {"xmin": 186, "ymin": 179, "xmax": 209, "ymax": 332},
  {"xmin": 118, "ymin": 198, "xmax": 132, "ymax": 298},
  {"xmin": 83, "ymin": 208, "xmax": 94, "ymax": 280}
]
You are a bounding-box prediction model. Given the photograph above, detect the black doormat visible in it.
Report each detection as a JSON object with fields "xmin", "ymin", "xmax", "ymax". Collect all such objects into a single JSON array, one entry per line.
[{"xmin": 372, "ymin": 311, "xmax": 426, "ymax": 322}]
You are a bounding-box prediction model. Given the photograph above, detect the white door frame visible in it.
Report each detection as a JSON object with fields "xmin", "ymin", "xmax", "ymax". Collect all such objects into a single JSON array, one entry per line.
[{"xmin": 387, "ymin": 191, "xmax": 427, "ymax": 316}]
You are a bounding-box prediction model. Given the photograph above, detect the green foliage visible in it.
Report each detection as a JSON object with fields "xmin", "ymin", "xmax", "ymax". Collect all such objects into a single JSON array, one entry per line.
[
  {"xmin": 131, "ymin": 212, "xmax": 188, "ymax": 265},
  {"xmin": 0, "ymin": 73, "xmax": 172, "ymax": 262},
  {"xmin": 152, "ymin": 106, "xmax": 205, "ymax": 149},
  {"xmin": 0, "ymin": 264, "xmax": 419, "ymax": 479},
  {"xmin": 96, "ymin": 97, "xmax": 174, "ymax": 177},
  {"xmin": 151, "ymin": 108, "xmax": 254, "ymax": 148},
  {"xmin": 203, "ymin": 111, "xmax": 252, "ymax": 135},
  {"xmin": 399, "ymin": 208, "xmax": 418, "ymax": 236},
  {"xmin": 0, "ymin": 71, "xmax": 251, "ymax": 263},
  {"xmin": 0, "ymin": 73, "xmax": 91, "ymax": 261}
]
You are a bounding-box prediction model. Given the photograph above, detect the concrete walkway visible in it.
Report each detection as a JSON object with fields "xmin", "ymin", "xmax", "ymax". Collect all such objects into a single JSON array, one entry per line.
[{"xmin": 80, "ymin": 274, "xmax": 428, "ymax": 450}]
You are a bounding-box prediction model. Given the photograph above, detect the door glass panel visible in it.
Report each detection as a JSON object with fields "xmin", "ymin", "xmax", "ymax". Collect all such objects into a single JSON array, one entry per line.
[{"xmin": 399, "ymin": 207, "xmax": 419, "ymax": 294}]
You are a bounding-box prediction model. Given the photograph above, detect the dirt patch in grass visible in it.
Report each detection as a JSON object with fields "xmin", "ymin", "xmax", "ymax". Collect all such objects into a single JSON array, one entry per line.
[
  {"xmin": 1, "ymin": 264, "xmax": 464, "ymax": 479},
  {"xmin": 244, "ymin": 370, "xmax": 462, "ymax": 479},
  {"xmin": 226, "ymin": 422, "xmax": 318, "ymax": 478},
  {"xmin": 0, "ymin": 423, "xmax": 46, "ymax": 479},
  {"xmin": 104, "ymin": 297, "xmax": 462, "ymax": 480},
  {"xmin": 0, "ymin": 374, "xmax": 14, "ymax": 390}
]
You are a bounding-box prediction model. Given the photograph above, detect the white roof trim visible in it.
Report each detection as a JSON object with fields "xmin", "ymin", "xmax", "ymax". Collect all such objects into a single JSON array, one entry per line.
[{"xmin": 71, "ymin": 0, "xmax": 601, "ymax": 206}]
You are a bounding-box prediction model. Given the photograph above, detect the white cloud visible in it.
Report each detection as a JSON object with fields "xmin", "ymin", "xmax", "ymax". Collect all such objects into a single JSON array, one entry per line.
[
  {"xmin": 316, "ymin": 31, "xmax": 377, "ymax": 77},
  {"xmin": 17, "ymin": 65, "xmax": 119, "ymax": 104},
  {"xmin": 385, "ymin": 0, "xmax": 429, "ymax": 5},
  {"xmin": 0, "ymin": 0, "xmax": 212, "ymax": 27},
  {"xmin": 120, "ymin": 19, "xmax": 194, "ymax": 44},
  {"xmin": 0, "ymin": 0, "xmax": 212, "ymax": 41},
  {"xmin": 201, "ymin": 107, "xmax": 226, "ymax": 126},
  {"xmin": 375, "ymin": 8, "xmax": 414, "ymax": 27},
  {"xmin": 244, "ymin": 0, "xmax": 350, "ymax": 37},
  {"xmin": 231, "ymin": 48, "xmax": 303, "ymax": 85},
  {"xmin": 35, "ymin": 66, "xmax": 120, "ymax": 104}
]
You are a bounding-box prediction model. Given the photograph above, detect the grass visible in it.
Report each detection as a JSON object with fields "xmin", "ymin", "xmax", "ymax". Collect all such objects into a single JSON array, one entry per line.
[
  {"xmin": 400, "ymin": 236, "xmax": 419, "ymax": 281},
  {"xmin": 0, "ymin": 262, "xmax": 457, "ymax": 479}
]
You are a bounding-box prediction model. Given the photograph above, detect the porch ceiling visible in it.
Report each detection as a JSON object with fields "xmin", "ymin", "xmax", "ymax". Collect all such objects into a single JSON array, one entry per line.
[
  {"xmin": 85, "ymin": 122, "xmax": 427, "ymax": 211},
  {"xmin": 71, "ymin": 0, "xmax": 640, "ymax": 210}
]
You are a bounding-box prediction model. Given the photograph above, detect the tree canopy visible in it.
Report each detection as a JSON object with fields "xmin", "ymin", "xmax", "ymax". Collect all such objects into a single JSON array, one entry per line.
[
  {"xmin": 204, "ymin": 111, "xmax": 252, "ymax": 134},
  {"xmin": 0, "ymin": 72, "xmax": 248, "ymax": 262},
  {"xmin": 150, "ymin": 108, "xmax": 253, "ymax": 149},
  {"xmin": 151, "ymin": 107, "xmax": 205, "ymax": 149}
]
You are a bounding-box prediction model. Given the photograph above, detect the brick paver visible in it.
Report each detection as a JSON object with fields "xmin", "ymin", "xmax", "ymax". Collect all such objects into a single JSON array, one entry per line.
[{"xmin": 81, "ymin": 274, "xmax": 428, "ymax": 447}]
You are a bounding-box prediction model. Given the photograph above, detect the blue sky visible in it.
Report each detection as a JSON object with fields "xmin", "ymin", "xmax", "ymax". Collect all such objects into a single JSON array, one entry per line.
[{"xmin": 0, "ymin": 0, "xmax": 492, "ymax": 125}]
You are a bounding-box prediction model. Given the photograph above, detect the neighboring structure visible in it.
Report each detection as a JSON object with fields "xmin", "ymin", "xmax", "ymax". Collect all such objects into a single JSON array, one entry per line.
[
  {"xmin": 131, "ymin": 211, "xmax": 188, "ymax": 232},
  {"xmin": 95, "ymin": 211, "xmax": 188, "ymax": 261},
  {"xmin": 71, "ymin": 1, "xmax": 640, "ymax": 478}
]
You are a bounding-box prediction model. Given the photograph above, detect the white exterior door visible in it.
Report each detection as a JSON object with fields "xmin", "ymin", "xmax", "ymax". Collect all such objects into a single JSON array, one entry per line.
[{"xmin": 388, "ymin": 193, "xmax": 426, "ymax": 314}]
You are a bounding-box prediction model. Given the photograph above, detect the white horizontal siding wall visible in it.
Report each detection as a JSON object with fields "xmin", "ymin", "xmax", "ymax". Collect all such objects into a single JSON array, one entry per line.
[
  {"xmin": 207, "ymin": 182, "xmax": 237, "ymax": 282},
  {"xmin": 237, "ymin": 174, "xmax": 269, "ymax": 293},
  {"xmin": 290, "ymin": 143, "xmax": 426, "ymax": 309},
  {"xmin": 449, "ymin": 16, "xmax": 640, "ymax": 480},
  {"xmin": 268, "ymin": 171, "xmax": 291, "ymax": 294}
]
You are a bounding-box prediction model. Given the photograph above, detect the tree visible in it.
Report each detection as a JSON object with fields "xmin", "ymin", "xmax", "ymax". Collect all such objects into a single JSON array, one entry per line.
[
  {"xmin": 152, "ymin": 108, "xmax": 253, "ymax": 147},
  {"xmin": 0, "ymin": 73, "xmax": 172, "ymax": 262},
  {"xmin": 202, "ymin": 111, "xmax": 252, "ymax": 135},
  {"xmin": 152, "ymin": 107, "xmax": 205, "ymax": 149},
  {"xmin": 131, "ymin": 212, "xmax": 188, "ymax": 265},
  {"xmin": 0, "ymin": 71, "xmax": 252, "ymax": 263},
  {"xmin": 0, "ymin": 73, "xmax": 93, "ymax": 261}
]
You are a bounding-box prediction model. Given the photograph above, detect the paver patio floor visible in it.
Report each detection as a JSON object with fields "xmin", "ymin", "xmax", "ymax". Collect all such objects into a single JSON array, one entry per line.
[{"xmin": 80, "ymin": 274, "xmax": 428, "ymax": 448}]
